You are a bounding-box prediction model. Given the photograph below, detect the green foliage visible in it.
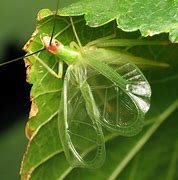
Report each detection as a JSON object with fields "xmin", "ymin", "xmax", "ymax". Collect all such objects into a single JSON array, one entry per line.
[
  {"xmin": 20, "ymin": 1, "xmax": 178, "ymax": 179},
  {"xmin": 60, "ymin": 0, "xmax": 178, "ymax": 42}
]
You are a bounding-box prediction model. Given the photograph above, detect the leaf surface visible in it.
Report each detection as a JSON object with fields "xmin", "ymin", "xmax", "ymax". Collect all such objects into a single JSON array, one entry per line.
[{"xmin": 60, "ymin": 0, "xmax": 178, "ymax": 42}]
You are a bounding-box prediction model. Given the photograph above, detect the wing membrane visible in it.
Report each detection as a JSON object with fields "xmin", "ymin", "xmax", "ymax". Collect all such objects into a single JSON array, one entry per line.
[
  {"xmin": 58, "ymin": 62, "xmax": 105, "ymax": 168},
  {"xmin": 83, "ymin": 48, "xmax": 151, "ymax": 136}
]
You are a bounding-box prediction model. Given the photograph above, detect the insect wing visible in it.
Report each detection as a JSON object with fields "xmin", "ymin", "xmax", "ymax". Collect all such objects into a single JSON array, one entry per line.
[
  {"xmin": 83, "ymin": 48, "xmax": 151, "ymax": 136},
  {"xmin": 58, "ymin": 63, "xmax": 105, "ymax": 168}
]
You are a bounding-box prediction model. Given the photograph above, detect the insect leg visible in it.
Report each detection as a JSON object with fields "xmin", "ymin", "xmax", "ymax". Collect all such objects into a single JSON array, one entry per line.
[
  {"xmin": 58, "ymin": 60, "xmax": 63, "ymax": 78},
  {"xmin": 85, "ymin": 34, "xmax": 116, "ymax": 47},
  {"xmin": 69, "ymin": 17, "xmax": 82, "ymax": 48},
  {"xmin": 30, "ymin": 51, "xmax": 63, "ymax": 78}
]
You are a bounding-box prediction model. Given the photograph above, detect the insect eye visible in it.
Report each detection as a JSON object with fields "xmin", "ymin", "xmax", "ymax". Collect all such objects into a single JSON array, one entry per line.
[{"xmin": 54, "ymin": 40, "xmax": 59, "ymax": 47}]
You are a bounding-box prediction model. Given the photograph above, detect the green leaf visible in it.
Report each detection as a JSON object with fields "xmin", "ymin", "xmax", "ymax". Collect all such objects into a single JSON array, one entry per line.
[
  {"xmin": 20, "ymin": 6, "xmax": 178, "ymax": 180},
  {"xmin": 60, "ymin": 0, "xmax": 178, "ymax": 42}
]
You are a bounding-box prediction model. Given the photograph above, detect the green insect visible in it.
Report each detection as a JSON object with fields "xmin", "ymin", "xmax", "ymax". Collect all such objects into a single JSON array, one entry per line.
[
  {"xmin": 39, "ymin": 23, "xmax": 152, "ymax": 168},
  {"xmin": 1, "ymin": 1, "xmax": 168, "ymax": 169}
]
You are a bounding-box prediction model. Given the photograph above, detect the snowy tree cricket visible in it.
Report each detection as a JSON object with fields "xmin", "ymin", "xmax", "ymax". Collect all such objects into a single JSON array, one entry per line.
[{"xmin": 0, "ymin": 2, "xmax": 170, "ymax": 169}]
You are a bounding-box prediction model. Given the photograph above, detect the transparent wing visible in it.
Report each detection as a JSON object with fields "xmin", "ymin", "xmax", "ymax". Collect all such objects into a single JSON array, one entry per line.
[
  {"xmin": 83, "ymin": 48, "xmax": 151, "ymax": 136},
  {"xmin": 58, "ymin": 62, "xmax": 105, "ymax": 168}
]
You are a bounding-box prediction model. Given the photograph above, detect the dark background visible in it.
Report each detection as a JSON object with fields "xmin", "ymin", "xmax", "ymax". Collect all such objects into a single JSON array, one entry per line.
[{"xmin": 0, "ymin": 0, "xmax": 76, "ymax": 179}]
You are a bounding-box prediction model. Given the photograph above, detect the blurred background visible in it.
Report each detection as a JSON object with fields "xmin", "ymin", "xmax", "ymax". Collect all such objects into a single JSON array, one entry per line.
[{"xmin": 0, "ymin": 0, "xmax": 77, "ymax": 179}]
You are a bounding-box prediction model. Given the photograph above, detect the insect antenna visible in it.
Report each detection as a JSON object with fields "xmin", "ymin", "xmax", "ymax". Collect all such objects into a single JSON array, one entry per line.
[
  {"xmin": 0, "ymin": 48, "xmax": 45, "ymax": 67},
  {"xmin": 49, "ymin": 0, "xmax": 60, "ymax": 45}
]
